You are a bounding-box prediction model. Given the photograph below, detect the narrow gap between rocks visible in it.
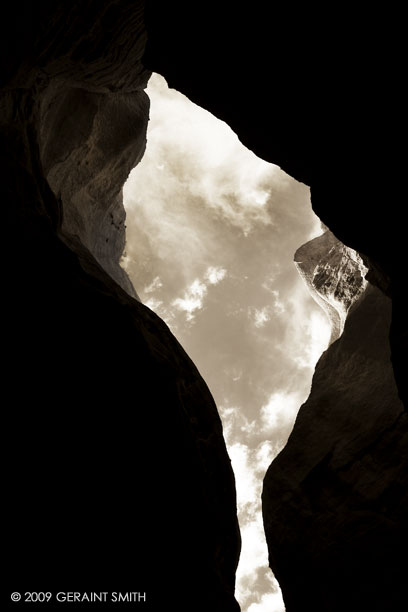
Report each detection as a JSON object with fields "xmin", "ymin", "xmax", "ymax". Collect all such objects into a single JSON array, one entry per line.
[{"xmin": 120, "ymin": 73, "xmax": 332, "ymax": 612}]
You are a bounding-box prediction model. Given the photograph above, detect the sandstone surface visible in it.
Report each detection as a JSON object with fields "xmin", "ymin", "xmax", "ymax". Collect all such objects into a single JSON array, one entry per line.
[
  {"xmin": 295, "ymin": 230, "xmax": 368, "ymax": 343},
  {"xmin": 263, "ymin": 243, "xmax": 407, "ymax": 610}
]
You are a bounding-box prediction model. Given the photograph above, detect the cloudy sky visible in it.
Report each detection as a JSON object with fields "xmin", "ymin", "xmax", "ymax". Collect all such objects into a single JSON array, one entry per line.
[{"xmin": 121, "ymin": 74, "xmax": 331, "ymax": 612}]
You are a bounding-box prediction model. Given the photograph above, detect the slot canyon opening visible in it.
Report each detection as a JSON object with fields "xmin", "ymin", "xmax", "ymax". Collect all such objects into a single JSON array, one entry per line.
[
  {"xmin": 120, "ymin": 73, "xmax": 333, "ymax": 612},
  {"xmin": 4, "ymin": 6, "xmax": 407, "ymax": 612}
]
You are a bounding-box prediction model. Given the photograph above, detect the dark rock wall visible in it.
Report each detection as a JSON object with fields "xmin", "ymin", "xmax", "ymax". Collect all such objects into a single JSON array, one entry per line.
[
  {"xmin": 3, "ymin": 1, "xmax": 407, "ymax": 611},
  {"xmin": 263, "ymin": 284, "xmax": 407, "ymax": 611},
  {"xmin": 3, "ymin": 2, "xmax": 240, "ymax": 610}
]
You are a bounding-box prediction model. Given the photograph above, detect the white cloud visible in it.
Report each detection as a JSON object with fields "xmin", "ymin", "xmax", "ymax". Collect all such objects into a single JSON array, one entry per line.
[
  {"xmin": 172, "ymin": 278, "xmax": 208, "ymax": 321},
  {"xmin": 253, "ymin": 307, "xmax": 271, "ymax": 328},
  {"xmin": 122, "ymin": 72, "xmax": 333, "ymax": 612},
  {"xmin": 292, "ymin": 309, "xmax": 331, "ymax": 370},
  {"xmin": 250, "ymin": 293, "xmax": 285, "ymax": 329},
  {"xmin": 240, "ymin": 419, "xmax": 257, "ymax": 435},
  {"xmin": 286, "ymin": 282, "xmax": 331, "ymax": 371},
  {"xmin": 236, "ymin": 520, "xmax": 269, "ymax": 590},
  {"xmin": 127, "ymin": 73, "xmax": 285, "ymax": 238},
  {"xmin": 220, "ymin": 405, "xmax": 264, "ymax": 448},
  {"xmin": 218, "ymin": 425, "xmax": 284, "ymax": 611},
  {"xmin": 270, "ymin": 290, "xmax": 286, "ymax": 315},
  {"xmin": 144, "ymin": 276, "xmax": 162, "ymax": 293},
  {"xmin": 205, "ymin": 266, "xmax": 227, "ymax": 284},
  {"xmin": 261, "ymin": 273, "xmax": 279, "ymax": 293},
  {"xmin": 255, "ymin": 440, "xmax": 276, "ymax": 472},
  {"xmin": 144, "ymin": 297, "xmax": 163, "ymax": 311},
  {"xmin": 261, "ymin": 390, "xmax": 303, "ymax": 433},
  {"xmin": 247, "ymin": 590, "xmax": 286, "ymax": 612},
  {"xmin": 245, "ymin": 572, "xmax": 286, "ymax": 612},
  {"xmin": 303, "ymin": 310, "xmax": 332, "ymax": 366},
  {"xmin": 171, "ymin": 267, "xmax": 228, "ymax": 322},
  {"xmin": 229, "ymin": 442, "xmax": 260, "ymax": 510}
]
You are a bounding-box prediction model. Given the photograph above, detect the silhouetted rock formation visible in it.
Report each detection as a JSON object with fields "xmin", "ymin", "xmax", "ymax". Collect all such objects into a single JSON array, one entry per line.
[
  {"xmin": 262, "ymin": 233, "xmax": 407, "ymax": 610},
  {"xmin": 295, "ymin": 230, "xmax": 368, "ymax": 343},
  {"xmin": 263, "ymin": 283, "xmax": 407, "ymax": 611},
  {"xmin": 2, "ymin": 1, "xmax": 407, "ymax": 611},
  {"xmin": 2, "ymin": 2, "xmax": 239, "ymax": 610}
]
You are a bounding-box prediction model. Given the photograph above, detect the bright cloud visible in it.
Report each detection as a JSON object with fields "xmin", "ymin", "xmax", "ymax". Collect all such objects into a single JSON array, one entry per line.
[
  {"xmin": 253, "ymin": 307, "xmax": 271, "ymax": 328},
  {"xmin": 171, "ymin": 267, "xmax": 228, "ymax": 322},
  {"xmin": 250, "ymin": 297, "xmax": 285, "ymax": 328},
  {"xmin": 219, "ymin": 404, "xmax": 285, "ymax": 610},
  {"xmin": 287, "ymin": 283, "xmax": 331, "ymax": 370},
  {"xmin": 144, "ymin": 276, "xmax": 162, "ymax": 293},
  {"xmin": 227, "ymin": 438, "xmax": 277, "ymax": 607},
  {"xmin": 260, "ymin": 390, "xmax": 305, "ymax": 454},
  {"xmin": 261, "ymin": 390, "xmax": 303, "ymax": 432},
  {"xmin": 122, "ymin": 72, "xmax": 334, "ymax": 612},
  {"xmin": 172, "ymin": 278, "xmax": 207, "ymax": 320},
  {"xmin": 144, "ymin": 297, "xmax": 163, "ymax": 311},
  {"xmin": 271, "ymin": 289, "xmax": 285, "ymax": 315},
  {"xmin": 123, "ymin": 73, "xmax": 282, "ymax": 252},
  {"xmin": 303, "ymin": 310, "xmax": 332, "ymax": 366},
  {"xmin": 205, "ymin": 266, "xmax": 227, "ymax": 284},
  {"xmin": 247, "ymin": 590, "xmax": 286, "ymax": 612}
]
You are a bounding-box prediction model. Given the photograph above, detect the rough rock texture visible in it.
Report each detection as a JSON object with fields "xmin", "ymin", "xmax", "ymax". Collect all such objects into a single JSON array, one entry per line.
[
  {"xmin": 263, "ymin": 284, "xmax": 408, "ymax": 611},
  {"xmin": 3, "ymin": 2, "xmax": 240, "ymax": 610},
  {"xmin": 39, "ymin": 85, "xmax": 150, "ymax": 297},
  {"xmin": 295, "ymin": 231, "xmax": 368, "ymax": 343},
  {"xmin": 263, "ymin": 232, "xmax": 408, "ymax": 611}
]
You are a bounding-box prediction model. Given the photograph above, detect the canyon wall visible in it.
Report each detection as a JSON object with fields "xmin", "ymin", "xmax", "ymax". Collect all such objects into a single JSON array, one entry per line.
[
  {"xmin": 294, "ymin": 230, "xmax": 368, "ymax": 344},
  {"xmin": 3, "ymin": 2, "xmax": 240, "ymax": 610},
  {"xmin": 263, "ymin": 235, "xmax": 407, "ymax": 611},
  {"xmin": 3, "ymin": 1, "xmax": 407, "ymax": 610}
]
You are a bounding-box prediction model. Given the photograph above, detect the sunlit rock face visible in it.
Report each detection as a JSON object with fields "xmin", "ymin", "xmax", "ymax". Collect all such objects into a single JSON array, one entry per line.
[
  {"xmin": 39, "ymin": 86, "xmax": 149, "ymax": 298},
  {"xmin": 263, "ymin": 279, "xmax": 407, "ymax": 611},
  {"xmin": 295, "ymin": 230, "xmax": 368, "ymax": 343}
]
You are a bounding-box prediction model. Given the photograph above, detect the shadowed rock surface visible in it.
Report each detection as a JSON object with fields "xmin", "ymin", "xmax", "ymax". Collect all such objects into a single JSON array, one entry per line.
[
  {"xmin": 3, "ymin": 2, "xmax": 240, "ymax": 610},
  {"xmin": 295, "ymin": 230, "xmax": 368, "ymax": 343},
  {"xmin": 263, "ymin": 283, "xmax": 407, "ymax": 611},
  {"xmin": 2, "ymin": 1, "xmax": 407, "ymax": 610},
  {"xmin": 40, "ymin": 85, "xmax": 150, "ymax": 297},
  {"xmin": 263, "ymin": 233, "xmax": 407, "ymax": 610}
]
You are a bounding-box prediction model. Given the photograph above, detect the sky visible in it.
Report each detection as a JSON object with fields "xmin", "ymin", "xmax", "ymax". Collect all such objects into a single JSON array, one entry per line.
[{"xmin": 121, "ymin": 74, "xmax": 331, "ymax": 612}]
